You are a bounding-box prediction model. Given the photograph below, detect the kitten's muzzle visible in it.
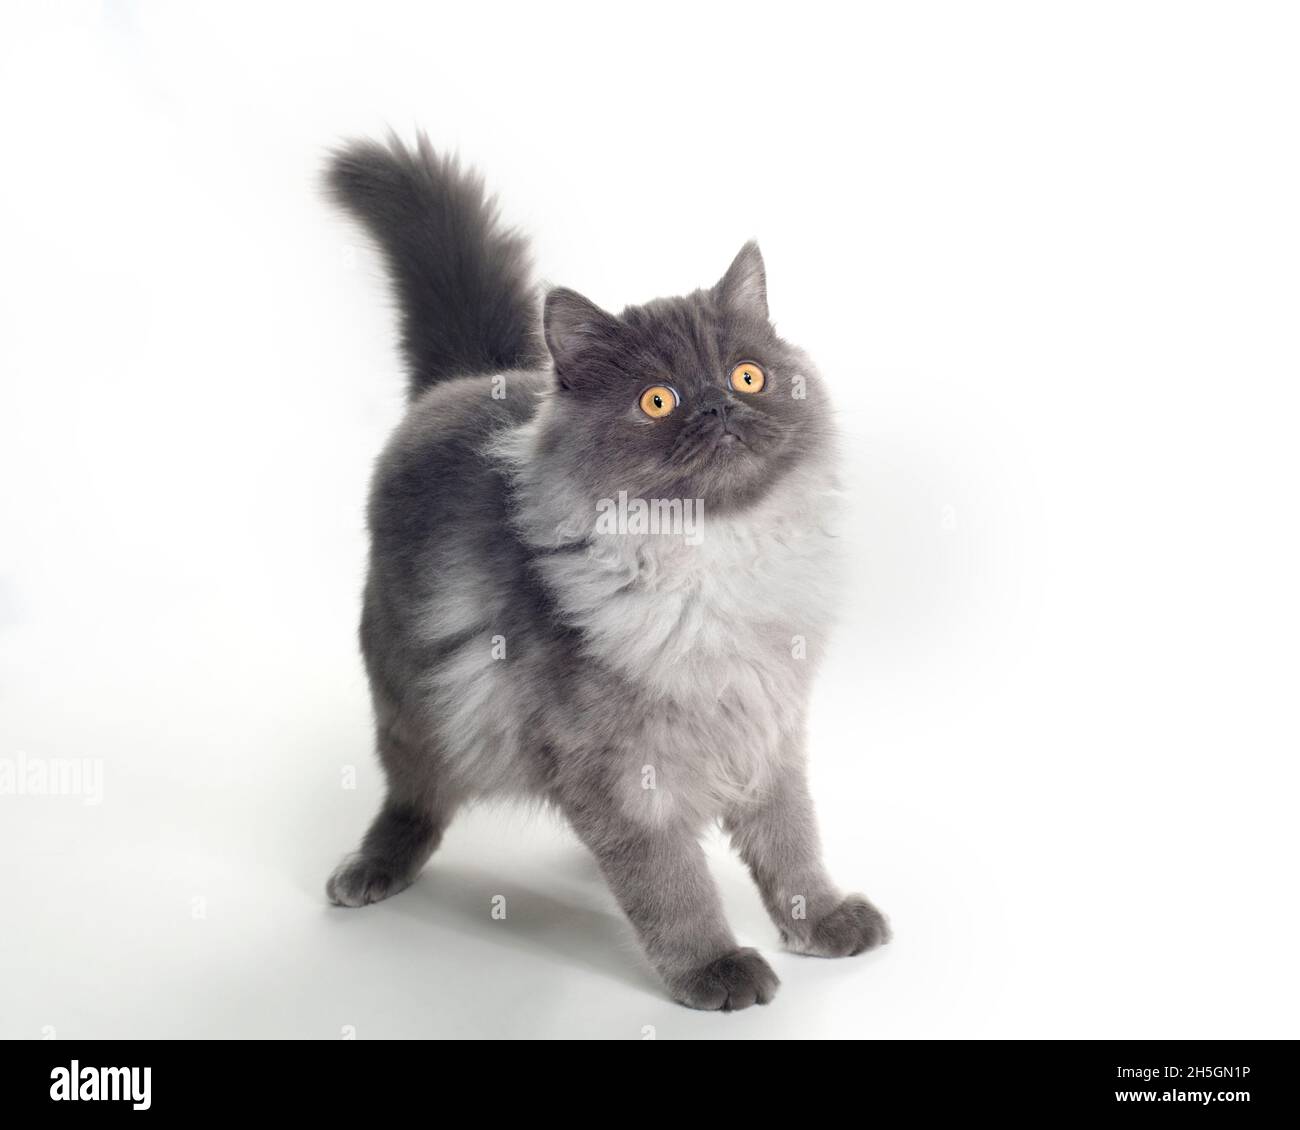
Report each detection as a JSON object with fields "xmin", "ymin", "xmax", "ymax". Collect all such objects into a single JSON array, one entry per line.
[{"xmin": 694, "ymin": 393, "xmax": 743, "ymax": 436}]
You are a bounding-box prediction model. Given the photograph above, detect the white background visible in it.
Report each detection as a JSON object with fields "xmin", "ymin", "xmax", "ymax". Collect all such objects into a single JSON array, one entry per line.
[{"xmin": 2, "ymin": 1, "xmax": 1297, "ymax": 1040}]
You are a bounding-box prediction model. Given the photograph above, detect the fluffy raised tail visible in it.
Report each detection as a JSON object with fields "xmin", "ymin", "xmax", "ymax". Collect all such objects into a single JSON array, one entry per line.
[{"xmin": 326, "ymin": 132, "xmax": 544, "ymax": 398}]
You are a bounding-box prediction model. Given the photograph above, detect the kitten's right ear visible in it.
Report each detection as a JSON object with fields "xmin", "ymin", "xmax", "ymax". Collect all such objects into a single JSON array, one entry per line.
[{"xmin": 543, "ymin": 287, "xmax": 621, "ymax": 389}]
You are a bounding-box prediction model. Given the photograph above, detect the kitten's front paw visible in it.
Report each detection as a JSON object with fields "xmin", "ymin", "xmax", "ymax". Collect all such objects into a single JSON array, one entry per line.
[
  {"xmin": 796, "ymin": 896, "xmax": 891, "ymax": 957},
  {"xmin": 325, "ymin": 854, "xmax": 412, "ymax": 908},
  {"xmin": 670, "ymin": 948, "xmax": 780, "ymax": 1011}
]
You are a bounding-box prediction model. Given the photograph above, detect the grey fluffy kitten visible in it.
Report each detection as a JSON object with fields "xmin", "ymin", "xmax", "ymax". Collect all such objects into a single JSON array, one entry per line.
[{"xmin": 324, "ymin": 134, "xmax": 889, "ymax": 1010}]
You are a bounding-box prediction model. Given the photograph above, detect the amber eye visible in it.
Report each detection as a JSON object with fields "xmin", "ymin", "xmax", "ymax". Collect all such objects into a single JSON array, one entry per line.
[
  {"xmin": 729, "ymin": 362, "xmax": 766, "ymax": 393},
  {"xmin": 639, "ymin": 385, "xmax": 678, "ymax": 418}
]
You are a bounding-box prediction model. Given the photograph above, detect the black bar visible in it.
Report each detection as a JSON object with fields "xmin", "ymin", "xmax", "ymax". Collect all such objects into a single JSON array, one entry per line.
[{"xmin": 4, "ymin": 1039, "xmax": 1292, "ymax": 1116}]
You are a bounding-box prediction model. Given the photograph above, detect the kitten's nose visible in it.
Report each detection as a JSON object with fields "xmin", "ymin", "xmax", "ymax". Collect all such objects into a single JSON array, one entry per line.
[{"xmin": 701, "ymin": 395, "xmax": 731, "ymax": 421}]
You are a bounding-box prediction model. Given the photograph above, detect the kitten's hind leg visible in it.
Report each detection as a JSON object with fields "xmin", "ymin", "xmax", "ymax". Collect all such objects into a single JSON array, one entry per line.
[
  {"xmin": 326, "ymin": 709, "xmax": 457, "ymax": 907},
  {"xmin": 326, "ymin": 797, "xmax": 445, "ymax": 907}
]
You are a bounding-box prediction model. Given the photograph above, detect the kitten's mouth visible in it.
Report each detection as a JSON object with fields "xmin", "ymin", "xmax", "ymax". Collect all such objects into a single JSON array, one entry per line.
[
  {"xmin": 661, "ymin": 410, "xmax": 790, "ymax": 511},
  {"xmin": 671, "ymin": 411, "xmax": 773, "ymax": 467},
  {"xmin": 673, "ymin": 428, "xmax": 759, "ymax": 471}
]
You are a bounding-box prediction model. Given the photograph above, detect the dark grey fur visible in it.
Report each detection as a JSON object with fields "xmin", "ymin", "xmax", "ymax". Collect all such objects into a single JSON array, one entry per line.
[
  {"xmin": 324, "ymin": 132, "xmax": 889, "ymax": 1010},
  {"xmin": 328, "ymin": 133, "xmax": 545, "ymax": 398}
]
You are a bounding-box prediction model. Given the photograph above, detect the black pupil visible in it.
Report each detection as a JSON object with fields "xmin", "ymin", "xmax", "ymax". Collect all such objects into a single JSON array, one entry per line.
[
  {"xmin": 743, "ymin": 371, "xmax": 752, "ymax": 383},
  {"xmin": 653, "ymin": 394, "xmax": 663, "ymax": 408}
]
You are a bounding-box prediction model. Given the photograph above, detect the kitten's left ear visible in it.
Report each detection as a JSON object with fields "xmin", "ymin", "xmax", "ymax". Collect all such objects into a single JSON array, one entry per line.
[{"xmin": 715, "ymin": 240, "xmax": 768, "ymax": 321}]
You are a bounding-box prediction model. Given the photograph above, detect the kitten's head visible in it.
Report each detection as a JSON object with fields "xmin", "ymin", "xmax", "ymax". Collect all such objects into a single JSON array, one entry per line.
[{"xmin": 540, "ymin": 243, "xmax": 833, "ymax": 514}]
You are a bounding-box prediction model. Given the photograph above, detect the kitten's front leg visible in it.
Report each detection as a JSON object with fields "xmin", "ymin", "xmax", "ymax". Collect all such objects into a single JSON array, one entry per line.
[
  {"xmin": 726, "ymin": 765, "xmax": 891, "ymax": 957},
  {"xmin": 564, "ymin": 802, "xmax": 778, "ymax": 1010}
]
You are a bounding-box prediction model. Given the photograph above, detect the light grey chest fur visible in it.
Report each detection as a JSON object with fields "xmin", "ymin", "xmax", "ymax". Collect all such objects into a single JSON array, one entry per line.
[
  {"xmin": 423, "ymin": 425, "xmax": 842, "ymax": 821},
  {"xmin": 534, "ymin": 476, "xmax": 842, "ymax": 819}
]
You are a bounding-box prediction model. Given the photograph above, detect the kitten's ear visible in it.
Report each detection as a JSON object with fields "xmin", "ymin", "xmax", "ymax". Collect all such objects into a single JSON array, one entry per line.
[
  {"xmin": 715, "ymin": 240, "xmax": 768, "ymax": 321},
  {"xmin": 543, "ymin": 287, "xmax": 621, "ymax": 388}
]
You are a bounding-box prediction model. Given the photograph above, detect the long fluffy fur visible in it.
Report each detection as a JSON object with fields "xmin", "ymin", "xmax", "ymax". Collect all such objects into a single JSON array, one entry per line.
[
  {"xmin": 323, "ymin": 134, "xmax": 890, "ymax": 1010},
  {"xmin": 326, "ymin": 132, "xmax": 544, "ymax": 398}
]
